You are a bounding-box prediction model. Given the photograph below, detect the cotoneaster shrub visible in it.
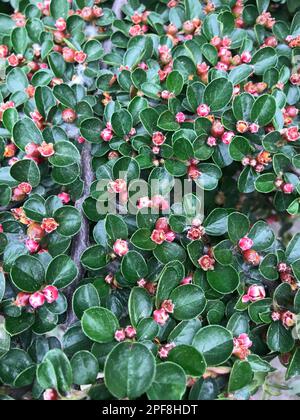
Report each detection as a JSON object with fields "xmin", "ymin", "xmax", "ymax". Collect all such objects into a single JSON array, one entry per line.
[{"xmin": 0, "ymin": 0, "xmax": 300, "ymax": 401}]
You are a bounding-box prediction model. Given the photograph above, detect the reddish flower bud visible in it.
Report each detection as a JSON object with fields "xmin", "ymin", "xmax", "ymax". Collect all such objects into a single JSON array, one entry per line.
[
  {"xmin": 243, "ymin": 249, "xmax": 261, "ymax": 266},
  {"xmin": 152, "ymin": 131, "xmax": 166, "ymax": 146},
  {"xmin": 238, "ymin": 237, "xmax": 254, "ymax": 252},
  {"xmin": 62, "ymin": 108, "xmax": 77, "ymax": 123},
  {"xmin": 15, "ymin": 292, "xmax": 31, "ymax": 308},
  {"xmin": 158, "ymin": 343, "xmax": 176, "ymax": 359},
  {"xmin": 242, "ymin": 284, "xmax": 265, "ymax": 303},
  {"xmin": 74, "ymin": 51, "xmax": 87, "ymax": 64},
  {"xmin": 161, "ymin": 299, "xmax": 175, "ymax": 314},
  {"xmin": 153, "ymin": 308, "xmax": 169, "ymax": 326},
  {"xmin": 236, "ymin": 120, "xmax": 249, "ymax": 134},
  {"xmin": 124, "ymin": 325, "xmax": 137, "ymax": 339},
  {"xmin": 43, "ymin": 389, "xmax": 58, "ymax": 401},
  {"xmin": 38, "ymin": 141, "xmax": 55, "ymax": 158},
  {"xmin": 233, "ymin": 333, "xmax": 253, "ymax": 360},
  {"xmin": 241, "ymin": 51, "xmax": 252, "ymax": 63},
  {"xmin": 55, "ymin": 18, "xmax": 67, "ymax": 31},
  {"xmin": 115, "ymin": 329, "xmax": 126, "ymax": 342},
  {"xmin": 197, "ymin": 104, "xmax": 211, "ymax": 117},
  {"xmin": 282, "ymin": 311, "xmax": 297, "ymax": 328},
  {"xmin": 62, "ymin": 47, "xmax": 75, "ymax": 63},
  {"xmin": 27, "ymin": 223, "xmax": 45, "ymax": 242},
  {"xmin": 29, "ymin": 292, "xmax": 46, "ymax": 309},
  {"xmin": 282, "ymin": 183, "xmax": 295, "ymax": 194},
  {"xmin": 42, "ymin": 286, "xmax": 59, "ymax": 304},
  {"xmin": 58, "ymin": 192, "xmax": 70, "ymax": 204},
  {"xmin": 25, "ymin": 239, "xmax": 40, "ymax": 254},
  {"xmin": 151, "ymin": 229, "xmax": 166, "ymax": 245},
  {"xmin": 113, "ymin": 239, "xmax": 129, "ymax": 257},
  {"xmin": 198, "ymin": 255, "xmax": 215, "ymax": 271}
]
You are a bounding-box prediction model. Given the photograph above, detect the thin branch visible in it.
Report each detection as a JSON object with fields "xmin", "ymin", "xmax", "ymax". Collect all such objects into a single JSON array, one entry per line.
[{"xmin": 65, "ymin": 0, "xmax": 127, "ymax": 328}]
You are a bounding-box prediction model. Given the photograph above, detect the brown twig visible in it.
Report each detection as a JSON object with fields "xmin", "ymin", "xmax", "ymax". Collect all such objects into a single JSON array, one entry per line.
[{"xmin": 65, "ymin": 0, "xmax": 127, "ymax": 328}]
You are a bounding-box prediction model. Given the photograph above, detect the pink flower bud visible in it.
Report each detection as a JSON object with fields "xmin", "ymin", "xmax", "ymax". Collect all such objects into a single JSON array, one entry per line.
[
  {"xmin": 161, "ymin": 300, "xmax": 175, "ymax": 314},
  {"xmin": 188, "ymin": 164, "xmax": 201, "ymax": 180},
  {"xmin": 58, "ymin": 192, "xmax": 70, "ymax": 204},
  {"xmin": 187, "ymin": 226, "xmax": 205, "ymax": 241},
  {"xmin": 115, "ymin": 329, "xmax": 126, "ymax": 342},
  {"xmin": 158, "ymin": 343, "xmax": 176, "ymax": 359},
  {"xmin": 282, "ymin": 311, "xmax": 297, "ymax": 328},
  {"xmin": 74, "ymin": 51, "xmax": 87, "ymax": 64},
  {"xmin": 125, "ymin": 326, "xmax": 137, "ymax": 338},
  {"xmin": 242, "ymin": 284, "xmax": 265, "ymax": 304},
  {"xmin": 101, "ymin": 128, "xmax": 113, "ymax": 142},
  {"xmin": 221, "ymin": 131, "xmax": 235, "ymax": 145},
  {"xmin": 62, "ymin": 108, "xmax": 77, "ymax": 123},
  {"xmin": 198, "ymin": 255, "xmax": 215, "ymax": 271},
  {"xmin": 151, "ymin": 229, "xmax": 166, "ymax": 245},
  {"xmin": 181, "ymin": 275, "xmax": 193, "ymax": 285},
  {"xmin": 207, "ymin": 136, "xmax": 217, "ymax": 147},
  {"xmin": 249, "ymin": 123, "xmax": 259, "ymax": 134},
  {"xmin": 282, "ymin": 183, "xmax": 295, "ymax": 194},
  {"xmin": 41, "ymin": 218, "xmax": 59, "ymax": 234},
  {"xmin": 55, "ymin": 18, "xmax": 67, "ymax": 31},
  {"xmin": 238, "ymin": 237, "xmax": 254, "ymax": 251},
  {"xmin": 38, "ymin": 141, "xmax": 55, "ymax": 157},
  {"xmin": 272, "ymin": 312, "xmax": 281, "ymax": 322},
  {"xmin": 25, "ymin": 239, "xmax": 40, "ymax": 254},
  {"xmin": 29, "ymin": 292, "xmax": 46, "ymax": 309},
  {"xmin": 153, "ymin": 308, "xmax": 169, "ymax": 326},
  {"xmin": 197, "ymin": 104, "xmax": 211, "ymax": 117},
  {"xmin": 113, "ymin": 239, "xmax": 129, "ymax": 257},
  {"xmin": 241, "ymin": 51, "xmax": 252, "ymax": 63},
  {"xmin": 176, "ymin": 112, "xmax": 186, "ymax": 123},
  {"xmin": 15, "ymin": 292, "xmax": 31, "ymax": 308},
  {"xmin": 233, "ymin": 333, "xmax": 253, "ymax": 360},
  {"xmin": 42, "ymin": 286, "xmax": 59, "ymax": 304},
  {"xmin": 108, "ymin": 179, "xmax": 127, "ymax": 194},
  {"xmin": 152, "ymin": 131, "xmax": 166, "ymax": 146},
  {"xmin": 236, "ymin": 120, "xmax": 249, "ymax": 134},
  {"xmin": 43, "ymin": 389, "xmax": 58, "ymax": 400}
]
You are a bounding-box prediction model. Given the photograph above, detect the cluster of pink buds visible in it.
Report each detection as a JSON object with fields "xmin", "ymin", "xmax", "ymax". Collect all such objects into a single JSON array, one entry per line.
[
  {"xmin": 115, "ymin": 325, "xmax": 137, "ymax": 342},
  {"xmin": 76, "ymin": 5, "xmax": 104, "ymax": 21},
  {"xmin": 62, "ymin": 47, "xmax": 87, "ymax": 64},
  {"xmin": 232, "ymin": 0, "xmax": 244, "ymax": 27},
  {"xmin": 244, "ymin": 81, "xmax": 267, "ymax": 96},
  {"xmin": 283, "ymin": 106, "xmax": 299, "ymax": 125},
  {"xmin": 198, "ymin": 251, "xmax": 215, "ymax": 271},
  {"xmin": 12, "ymin": 182, "xmax": 32, "ymax": 202},
  {"xmin": 282, "ymin": 126, "xmax": 300, "ymax": 142},
  {"xmin": 236, "ymin": 120, "xmax": 260, "ymax": 135},
  {"xmin": 256, "ymin": 12, "xmax": 276, "ymax": 29},
  {"xmin": 242, "ymin": 285, "xmax": 266, "ymax": 304},
  {"xmin": 113, "ymin": 239, "xmax": 129, "ymax": 257},
  {"xmin": 157, "ymin": 45, "xmax": 173, "ymax": 81},
  {"xmin": 278, "ymin": 262, "xmax": 298, "ymax": 290},
  {"xmin": 151, "ymin": 218, "xmax": 176, "ymax": 245},
  {"xmin": 242, "ymin": 150, "xmax": 272, "ymax": 174},
  {"xmin": 137, "ymin": 279, "xmax": 157, "ymax": 295},
  {"xmin": 0, "ymin": 101, "xmax": 15, "ymax": 121},
  {"xmin": 129, "ymin": 23, "xmax": 149, "ymax": 37},
  {"xmin": 272, "ymin": 311, "xmax": 297, "ymax": 328},
  {"xmin": 274, "ymin": 178, "xmax": 295, "ymax": 195},
  {"xmin": 14, "ymin": 286, "xmax": 59, "ymax": 310},
  {"xmin": 137, "ymin": 195, "xmax": 169, "ymax": 211},
  {"xmin": 187, "ymin": 219, "xmax": 206, "ymax": 241},
  {"xmin": 158, "ymin": 343, "xmax": 176, "ymax": 359},
  {"xmin": 30, "ymin": 110, "xmax": 46, "ymax": 129},
  {"xmin": 233, "ymin": 334, "xmax": 253, "ymax": 360},
  {"xmin": 153, "ymin": 300, "xmax": 175, "ymax": 326}
]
